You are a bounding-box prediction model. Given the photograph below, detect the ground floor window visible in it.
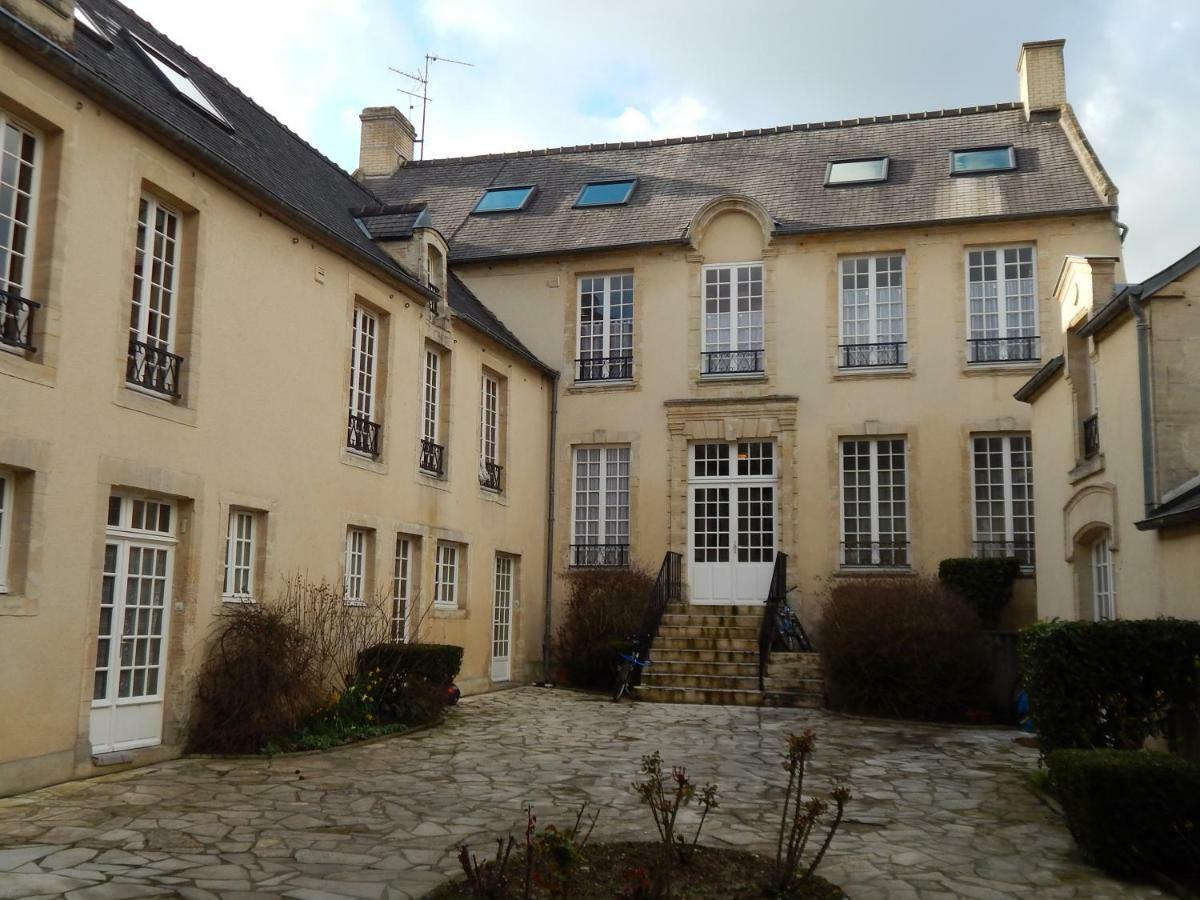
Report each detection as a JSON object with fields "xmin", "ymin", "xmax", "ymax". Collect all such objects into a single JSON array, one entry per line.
[
  {"xmin": 971, "ymin": 434, "xmax": 1035, "ymax": 568},
  {"xmin": 1090, "ymin": 536, "xmax": 1115, "ymax": 621},
  {"xmin": 222, "ymin": 509, "xmax": 257, "ymax": 601},
  {"xmin": 435, "ymin": 541, "xmax": 460, "ymax": 607},
  {"xmin": 344, "ymin": 527, "xmax": 369, "ymax": 605},
  {"xmin": 840, "ymin": 437, "xmax": 909, "ymax": 567},
  {"xmin": 392, "ymin": 535, "xmax": 415, "ymax": 640}
]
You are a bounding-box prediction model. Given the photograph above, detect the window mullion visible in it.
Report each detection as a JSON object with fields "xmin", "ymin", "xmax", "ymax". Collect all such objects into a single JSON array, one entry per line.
[
  {"xmin": 136, "ymin": 202, "xmax": 154, "ymax": 341},
  {"xmin": 1001, "ymin": 437, "xmax": 1016, "ymax": 545},
  {"xmin": 869, "ymin": 441, "xmax": 881, "ymax": 556},
  {"xmin": 867, "ymin": 257, "xmax": 879, "ymax": 344}
]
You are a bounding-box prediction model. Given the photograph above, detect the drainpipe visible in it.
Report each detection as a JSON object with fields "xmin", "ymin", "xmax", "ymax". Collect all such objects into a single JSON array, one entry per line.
[
  {"xmin": 539, "ymin": 373, "xmax": 560, "ymax": 684},
  {"xmin": 1128, "ymin": 289, "xmax": 1156, "ymax": 517}
]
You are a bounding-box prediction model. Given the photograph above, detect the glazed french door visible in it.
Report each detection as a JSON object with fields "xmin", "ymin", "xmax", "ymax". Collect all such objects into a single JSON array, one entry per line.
[
  {"xmin": 491, "ymin": 555, "xmax": 513, "ymax": 682},
  {"xmin": 688, "ymin": 442, "xmax": 777, "ymax": 605},
  {"xmin": 90, "ymin": 496, "xmax": 175, "ymax": 754}
]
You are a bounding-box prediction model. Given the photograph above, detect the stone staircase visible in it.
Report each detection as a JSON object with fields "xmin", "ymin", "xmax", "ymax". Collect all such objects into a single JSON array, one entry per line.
[{"xmin": 634, "ymin": 604, "xmax": 824, "ymax": 708}]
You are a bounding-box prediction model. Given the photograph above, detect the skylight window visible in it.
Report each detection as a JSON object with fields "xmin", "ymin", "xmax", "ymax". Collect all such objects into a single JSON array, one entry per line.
[
  {"xmin": 131, "ymin": 36, "xmax": 230, "ymax": 127},
  {"xmin": 950, "ymin": 146, "xmax": 1016, "ymax": 175},
  {"xmin": 473, "ymin": 186, "xmax": 535, "ymax": 213},
  {"xmin": 575, "ymin": 178, "xmax": 637, "ymax": 207},
  {"xmin": 825, "ymin": 157, "xmax": 889, "ymax": 186},
  {"xmin": 74, "ymin": 6, "xmax": 111, "ymax": 43}
]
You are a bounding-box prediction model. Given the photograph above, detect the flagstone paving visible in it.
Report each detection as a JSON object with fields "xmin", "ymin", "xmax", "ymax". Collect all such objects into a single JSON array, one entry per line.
[{"xmin": 0, "ymin": 687, "xmax": 1162, "ymax": 899}]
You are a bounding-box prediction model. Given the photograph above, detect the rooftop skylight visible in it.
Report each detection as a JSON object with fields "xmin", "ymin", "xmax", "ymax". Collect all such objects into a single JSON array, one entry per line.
[
  {"xmin": 472, "ymin": 185, "xmax": 535, "ymax": 214},
  {"xmin": 575, "ymin": 178, "xmax": 637, "ymax": 207},
  {"xmin": 950, "ymin": 146, "xmax": 1016, "ymax": 175},
  {"xmin": 131, "ymin": 36, "xmax": 230, "ymax": 127},
  {"xmin": 825, "ymin": 157, "xmax": 889, "ymax": 186}
]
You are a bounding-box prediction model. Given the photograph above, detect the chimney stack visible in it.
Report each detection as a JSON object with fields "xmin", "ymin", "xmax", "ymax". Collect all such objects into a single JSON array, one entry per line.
[
  {"xmin": 1017, "ymin": 39, "xmax": 1067, "ymax": 119},
  {"xmin": 3, "ymin": 0, "xmax": 76, "ymax": 44},
  {"xmin": 357, "ymin": 107, "xmax": 416, "ymax": 179}
]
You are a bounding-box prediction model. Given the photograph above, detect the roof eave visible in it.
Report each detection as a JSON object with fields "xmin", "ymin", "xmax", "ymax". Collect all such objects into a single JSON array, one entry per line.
[{"xmin": 1014, "ymin": 355, "xmax": 1065, "ymax": 403}]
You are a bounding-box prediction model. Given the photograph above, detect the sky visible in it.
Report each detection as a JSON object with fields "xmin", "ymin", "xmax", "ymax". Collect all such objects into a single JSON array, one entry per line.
[{"xmin": 123, "ymin": 0, "xmax": 1200, "ymax": 281}]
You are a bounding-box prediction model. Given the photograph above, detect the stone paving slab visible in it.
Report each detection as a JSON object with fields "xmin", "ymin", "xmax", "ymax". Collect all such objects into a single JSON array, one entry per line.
[{"xmin": 0, "ymin": 687, "xmax": 1164, "ymax": 898}]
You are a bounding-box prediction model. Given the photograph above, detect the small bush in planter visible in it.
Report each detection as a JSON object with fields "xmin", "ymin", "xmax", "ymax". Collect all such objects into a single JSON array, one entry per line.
[
  {"xmin": 937, "ymin": 557, "xmax": 1021, "ymax": 628},
  {"xmin": 357, "ymin": 642, "xmax": 464, "ymax": 723},
  {"xmin": 554, "ymin": 566, "xmax": 655, "ymax": 688},
  {"xmin": 1047, "ymin": 749, "xmax": 1200, "ymax": 878},
  {"xmin": 819, "ymin": 577, "xmax": 990, "ymax": 721}
]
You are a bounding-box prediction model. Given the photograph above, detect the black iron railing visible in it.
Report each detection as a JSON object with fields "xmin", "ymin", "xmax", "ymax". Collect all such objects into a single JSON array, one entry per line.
[
  {"xmin": 419, "ymin": 437, "xmax": 445, "ymax": 475},
  {"xmin": 0, "ymin": 288, "xmax": 39, "ymax": 353},
  {"xmin": 839, "ymin": 341, "xmax": 906, "ymax": 369},
  {"xmin": 569, "ymin": 543, "xmax": 630, "ymax": 568},
  {"xmin": 758, "ymin": 553, "xmax": 811, "ymax": 689},
  {"xmin": 479, "ymin": 459, "xmax": 503, "ymax": 492},
  {"xmin": 1082, "ymin": 414, "xmax": 1100, "ymax": 460},
  {"xmin": 126, "ymin": 337, "xmax": 183, "ymax": 398},
  {"xmin": 575, "ymin": 354, "xmax": 633, "ymax": 382},
  {"xmin": 347, "ymin": 412, "xmax": 381, "ymax": 457},
  {"xmin": 629, "ymin": 551, "xmax": 683, "ymax": 687},
  {"xmin": 701, "ymin": 348, "xmax": 763, "ymax": 375},
  {"xmin": 840, "ymin": 539, "xmax": 910, "ymax": 568},
  {"xmin": 973, "ymin": 539, "xmax": 1035, "ymax": 568},
  {"xmin": 967, "ymin": 335, "xmax": 1040, "ymax": 364},
  {"xmin": 427, "ymin": 285, "xmax": 440, "ymax": 317}
]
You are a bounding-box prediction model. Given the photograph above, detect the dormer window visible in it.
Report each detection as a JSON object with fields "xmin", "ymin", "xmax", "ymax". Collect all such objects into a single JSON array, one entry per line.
[
  {"xmin": 472, "ymin": 185, "xmax": 534, "ymax": 214},
  {"xmin": 426, "ymin": 243, "xmax": 446, "ymax": 296},
  {"xmin": 131, "ymin": 36, "xmax": 230, "ymax": 128},
  {"xmin": 575, "ymin": 179, "xmax": 637, "ymax": 207},
  {"xmin": 950, "ymin": 146, "xmax": 1016, "ymax": 175},
  {"xmin": 825, "ymin": 157, "xmax": 889, "ymax": 186}
]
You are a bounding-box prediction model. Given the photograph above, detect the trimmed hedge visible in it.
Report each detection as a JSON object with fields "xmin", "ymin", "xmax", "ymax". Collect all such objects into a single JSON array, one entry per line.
[
  {"xmin": 357, "ymin": 642, "xmax": 463, "ymax": 721},
  {"xmin": 938, "ymin": 557, "xmax": 1021, "ymax": 627},
  {"xmin": 1047, "ymin": 749, "xmax": 1200, "ymax": 878},
  {"xmin": 1019, "ymin": 618, "xmax": 1200, "ymax": 754}
]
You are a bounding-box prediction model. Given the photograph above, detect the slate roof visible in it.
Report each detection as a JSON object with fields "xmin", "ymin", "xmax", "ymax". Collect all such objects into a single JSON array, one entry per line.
[
  {"xmin": 375, "ymin": 104, "xmax": 1114, "ymax": 263},
  {"xmin": 1136, "ymin": 483, "xmax": 1200, "ymax": 531},
  {"xmin": 0, "ymin": 0, "xmax": 550, "ymax": 371},
  {"xmin": 356, "ymin": 203, "xmax": 430, "ymax": 241},
  {"xmin": 447, "ymin": 273, "xmax": 552, "ymax": 374},
  {"xmin": 1079, "ymin": 242, "xmax": 1200, "ymax": 337}
]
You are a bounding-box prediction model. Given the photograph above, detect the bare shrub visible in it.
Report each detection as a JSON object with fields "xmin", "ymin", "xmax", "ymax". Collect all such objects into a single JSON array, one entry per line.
[
  {"xmin": 773, "ymin": 730, "xmax": 851, "ymax": 893},
  {"xmin": 554, "ymin": 566, "xmax": 655, "ymax": 688},
  {"xmin": 819, "ymin": 576, "xmax": 990, "ymax": 720}
]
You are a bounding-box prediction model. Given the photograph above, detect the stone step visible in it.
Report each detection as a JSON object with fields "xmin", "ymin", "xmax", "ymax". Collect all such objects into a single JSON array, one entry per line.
[
  {"xmin": 660, "ymin": 613, "xmax": 762, "ymax": 628},
  {"xmin": 641, "ymin": 672, "xmax": 761, "ymax": 690},
  {"xmin": 654, "ymin": 636, "xmax": 758, "ymax": 653},
  {"xmin": 656, "ymin": 624, "xmax": 760, "ymax": 641},
  {"xmin": 652, "ymin": 647, "xmax": 759, "ymax": 663},
  {"xmin": 650, "ymin": 660, "xmax": 761, "ymax": 677},
  {"xmin": 634, "ymin": 685, "xmax": 823, "ymax": 708},
  {"xmin": 667, "ymin": 604, "xmax": 765, "ymax": 617}
]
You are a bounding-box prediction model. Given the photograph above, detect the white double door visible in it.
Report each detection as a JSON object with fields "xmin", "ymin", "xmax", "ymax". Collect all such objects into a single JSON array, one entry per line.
[
  {"xmin": 688, "ymin": 441, "xmax": 778, "ymax": 605},
  {"xmin": 490, "ymin": 555, "xmax": 513, "ymax": 682}
]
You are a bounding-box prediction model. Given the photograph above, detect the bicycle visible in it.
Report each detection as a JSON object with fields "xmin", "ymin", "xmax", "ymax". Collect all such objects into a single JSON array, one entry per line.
[{"xmin": 613, "ymin": 641, "xmax": 651, "ymax": 701}]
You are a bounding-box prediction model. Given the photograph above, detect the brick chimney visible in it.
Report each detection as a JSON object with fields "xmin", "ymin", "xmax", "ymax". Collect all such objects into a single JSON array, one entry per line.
[
  {"xmin": 357, "ymin": 107, "xmax": 416, "ymax": 179},
  {"xmin": 1017, "ymin": 39, "xmax": 1067, "ymax": 119},
  {"xmin": 2, "ymin": 0, "xmax": 76, "ymax": 44}
]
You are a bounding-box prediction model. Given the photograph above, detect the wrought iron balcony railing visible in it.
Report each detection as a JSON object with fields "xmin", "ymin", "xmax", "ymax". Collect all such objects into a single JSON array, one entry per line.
[
  {"xmin": 973, "ymin": 538, "xmax": 1036, "ymax": 568},
  {"xmin": 347, "ymin": 412, "xmax": 381, "ymax": 457},
  {"xmin": 419, "ymin": 437, "xmax": 445, "ymax": 476},
  {"xmin": 839, "ymin": 539, "xmax": 910, "ymax": 569},
  {"xmin": 427, "ymin": 284, "xmax": 440, "ymax": 317},
  {"xmin": 575, "ymin": 354, "xmax": 633, "ymax": 382},
  {"xmin": 569, "ymin": 543, "xmax": 630, "ymax": 568},
  {"xmin": 126, "ymin": 337, "xmax": 183, "ymax": 398},
  {"xmin": 0, "ymin": 288, "xmax": 40, "ymax": 354},
  {"xmin": 701, "ymin": 348, "xmax": 763, "ymax": 376},
  {"xmin": 479, "ymin": 459, "xmax": 503, "ymax": 492},
  {"xmin": 839, "ymin": 341, "xmax": 906, "ymax": 369},
  {"xmin": 967, "ymin": 335, "xmax": 1040, "ymax": 364},
  {"xmin": 1082, "ymin": 413, "xmax": 1100, "ymax": 460}
]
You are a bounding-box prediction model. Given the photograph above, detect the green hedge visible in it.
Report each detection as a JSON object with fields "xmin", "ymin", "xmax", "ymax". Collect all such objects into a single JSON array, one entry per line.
[
  {"xmin": 1019, "ymin": 618, "xmax": 1200, "ymax": 754},
  {"xmin": 938, "ymin": 557, "xmax": 1021, "ymax": 627},
  {"xmin": 357, "ymin": 642, "xmax": 463, "ymax": 721},
  {"xmin": 1047, "ymin": 749, "xmax": 1200, "ymax": 878}
]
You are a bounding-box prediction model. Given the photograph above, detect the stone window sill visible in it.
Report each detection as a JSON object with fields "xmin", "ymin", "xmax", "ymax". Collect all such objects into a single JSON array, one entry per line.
[{"xmin": 1069, "ymin": 454, "xmax": 1105, "ymax": 484}]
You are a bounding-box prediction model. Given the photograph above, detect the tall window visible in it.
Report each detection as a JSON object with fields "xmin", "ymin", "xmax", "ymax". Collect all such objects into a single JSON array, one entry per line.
[
  {"xmin": 435, "ymin": 542, "xmax": 459, "ymax": 607},
  {"xmin": 967, "ymin": 246, "xmax": 1038, "ymax": 363},
  {"xmin": 972, "ymin": 435, "xmax": 1035, "ymax": 567},
  {"xmin": 0, "ymin": 471, "xmax": 11, "ymax": 593},
  {"xmin": 420, "ymin": 349, "xmax": 444, "ymax": 475},
  {"xmin": 1091, "ymin": 536, "xmax": 1115, "ymax": 621},
  {"xmin": 392, "ymin": 536, "xmax": 412, "ymax": 641},
  {"xmin": 344, "ymin": 527, "xmax": 368, "ymax": 605},
  {"xmin": 0, "ymin": 112, "xmax": 39, "ymax": 355},
  {"xmin": 127, "ymin": 195, "xmax": 183, "ymax": 396},
  {"xmin": 702, "ymin": 263, "xmax": 763, "ymax": 375},
  {"xmin": 222, "ymin": 509, "xmax": 255, "ymax": 601},
  {"xmin": 347, "ymin": 306, "xmax": 380, "ymax": 456},
  {"xmin": 479, "ymin": 373, "xmax": 502, "ymax": 491},
  {"xmin": 571, "ymin": 446, "xmax": 630, "ymax": 567},
  {"xmin": 841, "ymin": 438, "xmax": 909, "ymax": 567},
  {"xmin": 577, "ymin": 274, "xmax": 633, "ymax": 381},
  {"xmin": 839, "ymin": 255, "xmax": 905, "ymax": 368}
]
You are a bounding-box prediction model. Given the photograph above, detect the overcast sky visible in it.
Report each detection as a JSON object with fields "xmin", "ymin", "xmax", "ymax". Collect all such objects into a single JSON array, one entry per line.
[{"xmin": 125, "ymin": 0, "xmax": 1199, "ymax": 281}]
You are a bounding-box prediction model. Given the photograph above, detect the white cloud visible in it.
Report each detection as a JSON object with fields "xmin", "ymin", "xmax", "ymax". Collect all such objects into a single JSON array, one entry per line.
[{"xmin": 608, "ymin": 96, "xmax": 714, "ymax": 141}]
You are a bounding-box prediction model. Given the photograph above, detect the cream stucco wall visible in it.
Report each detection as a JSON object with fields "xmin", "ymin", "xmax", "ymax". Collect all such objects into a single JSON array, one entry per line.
[
  {"xmin": 0, "ymin": 44, "xmax": 551, "ymax": 796},
  {"xmin": 457, "ymin": 205, "xmax": 1123, "ymax": 639}
]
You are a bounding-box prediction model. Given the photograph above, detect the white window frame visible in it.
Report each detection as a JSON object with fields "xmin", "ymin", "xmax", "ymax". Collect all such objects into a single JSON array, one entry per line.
[
  {"xmin": 570, "ymin": 446, "xmax": 631, "ymax": 561},
  {"xmin": 129, "ymin": 194, "xmax": 181, "ymax": 354},
  {"xmin": 480, "ymin": 373, "xmax": 499, "ymax": 466},
  {"xmin": 965, "ymin": 244, "xmax": 1038, "ymax": 363},
  {"xmin": 970, "ymin": 434, "xmax": 1035, "ymax": 569},
  {"xmin": 1091, "ymin": 536, "xmax": 1115, "ymax": 621},
  {"xmin": 838, "ymin": 254, "xmax": 906, "ymax": 368},
  {"xmin": 700, "ymin": 262, "xmax": 764, "ymax": 375},
  {"xmin": 423, "ymin": 349, "xmax": 441, "ymax": 444},
  {"xmin": 434, "ymin": 542, "xmax": 459, "ymax": 608},
  {"xmin": 348, "ymin": 306, "xmax": 378, "ymax": 425},
  {"xmin": 222, "ymin": 509, "xmax": 256, "ymax": 602},
  {"xmin": 344, "ymin": 527, "xmax": 368, "ymax": 606},
  {"xmin": 839, "ymin": 438, "xmax": 909, "ymax": 568},
  {"xmin": 576, "ymin": 274, "xmax": 634, "ymax": 381},
  {"xmin": 0, "ymin": 470, "xmax": 12, "ymax": 593},
  {"xmin": 392, "ymin": 535, "xmax": 412, "ymax": 641},
  {"xmin": 0, "ymin": 109, "xmax": 41, "ymax": 303}
]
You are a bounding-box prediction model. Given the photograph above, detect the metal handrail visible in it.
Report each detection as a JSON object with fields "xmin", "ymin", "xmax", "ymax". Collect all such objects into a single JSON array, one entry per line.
[
  {"xmin": 568, "ymin": 543, "xmax": 630, "ymax": 568},
  {"xmin": 757, "ymin": 553, "xmax": 811, "ymax": 690},
  {"xmin": 575, "ymin": 354, "xmax": 633, "ymax": 382},
  {"xmin": 479, "ymin": 459, "xmax": 503, "ymax": 492},
  {"xmin": 630, "ymin": 551, "xmax": 683, "ymax": 685}
]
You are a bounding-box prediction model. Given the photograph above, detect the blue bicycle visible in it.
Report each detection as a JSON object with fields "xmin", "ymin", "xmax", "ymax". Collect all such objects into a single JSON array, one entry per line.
[{"xmin": 613, "ymin": 641, "xmax": 651, "ymax": 701}]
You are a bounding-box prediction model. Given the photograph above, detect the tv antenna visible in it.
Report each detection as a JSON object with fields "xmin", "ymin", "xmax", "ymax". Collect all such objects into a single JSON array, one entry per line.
[{"xmin": 390, "ymin": 53, "xmax": 474, "ymax": 160}]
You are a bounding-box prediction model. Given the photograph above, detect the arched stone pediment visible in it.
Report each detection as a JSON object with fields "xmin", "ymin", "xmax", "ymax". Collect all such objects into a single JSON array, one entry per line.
[
  {"xmin": 687, "ymin": 194, "xmax": 775, "ymax": 255},
  {"xmin": 1062, "ymin": 482, "xmax": 1118, "ymax": 560}
]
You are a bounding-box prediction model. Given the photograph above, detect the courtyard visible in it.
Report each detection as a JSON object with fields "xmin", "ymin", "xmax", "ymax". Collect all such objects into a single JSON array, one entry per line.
[{"xmin": 0, "ymin": 688, "xmax": 1160, "ymax": 899}]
